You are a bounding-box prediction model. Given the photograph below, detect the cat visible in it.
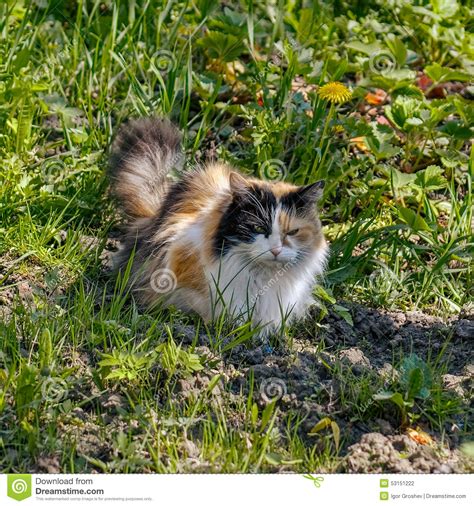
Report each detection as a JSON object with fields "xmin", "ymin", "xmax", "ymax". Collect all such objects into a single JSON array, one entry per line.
[{"xmin": 108, "ymin": 117, "xmax": 328, "ymax": 335}]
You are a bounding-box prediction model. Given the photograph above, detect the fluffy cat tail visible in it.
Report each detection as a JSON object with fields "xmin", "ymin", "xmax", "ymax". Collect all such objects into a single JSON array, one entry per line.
[{"xmin": 108, "ymin": 117, "xmax": 183, "ymax": 218}]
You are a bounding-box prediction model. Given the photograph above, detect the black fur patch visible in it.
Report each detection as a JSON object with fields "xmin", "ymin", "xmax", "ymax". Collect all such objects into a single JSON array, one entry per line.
[
  {"xmin": 214, "ymin": 185, "xmax": 276, "ymax": 257},
  {"xmin": 280, "ymin": 181, "xmax": 324, "ymax": 213}
]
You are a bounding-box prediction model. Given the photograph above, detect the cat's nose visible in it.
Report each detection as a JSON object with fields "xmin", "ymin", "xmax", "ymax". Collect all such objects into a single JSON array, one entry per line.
[{"xmin": 271, "ymin": 246, "xmax": 282, "ymax": 258}]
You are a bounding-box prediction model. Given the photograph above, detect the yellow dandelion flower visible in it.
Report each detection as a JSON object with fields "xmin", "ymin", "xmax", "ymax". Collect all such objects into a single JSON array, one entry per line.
[{"xmin": 317, "ymin": 81, "xmax": 352, "ymax": 104}]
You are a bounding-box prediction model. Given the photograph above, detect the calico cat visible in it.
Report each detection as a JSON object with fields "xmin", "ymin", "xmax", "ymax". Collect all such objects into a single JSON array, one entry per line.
[{"xmin": 108, "ymin": 117, "xmax": 328, "ymax": 334}]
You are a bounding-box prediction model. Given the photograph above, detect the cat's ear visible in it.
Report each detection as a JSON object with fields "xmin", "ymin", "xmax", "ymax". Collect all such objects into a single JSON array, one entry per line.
[
  {"xmin": 229, "ymin": 171, "xmax": 249, "ymax": 195},
  {"xmin": 294, "ymin": 180, "xmax": 325, "ymax": 207}
]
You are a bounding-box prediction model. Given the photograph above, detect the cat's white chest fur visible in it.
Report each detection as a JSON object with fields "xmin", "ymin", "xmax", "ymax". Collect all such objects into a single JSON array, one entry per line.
[{"xmin": 205, "ymin": 245, "xmax": 328, "ymax": 333}]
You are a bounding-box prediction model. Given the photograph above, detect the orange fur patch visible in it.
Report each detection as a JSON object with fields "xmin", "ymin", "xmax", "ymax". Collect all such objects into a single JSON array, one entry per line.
[{"xmin": 169, "ymin": 245, "xmax": 207, "ymax": 293}]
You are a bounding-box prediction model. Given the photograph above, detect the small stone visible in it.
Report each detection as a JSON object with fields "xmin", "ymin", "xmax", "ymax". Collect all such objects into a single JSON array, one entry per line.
[{"xmin": 435, "ymin": 464, "xmax": 452, "ymax": 474}]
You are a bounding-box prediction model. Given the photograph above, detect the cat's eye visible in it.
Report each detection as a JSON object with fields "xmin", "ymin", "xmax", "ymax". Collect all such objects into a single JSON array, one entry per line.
[
  {"xmin": 253, "ymin": 225, "xmax": 266, "ymax": 235},
  {"xmin": 287, "ymin": 228, "xmax": 299, "ymax": 236}
]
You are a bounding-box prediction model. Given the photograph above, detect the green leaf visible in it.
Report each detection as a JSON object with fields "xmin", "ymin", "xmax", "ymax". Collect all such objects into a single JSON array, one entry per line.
[
  {"xmin": 313, "ymin": 285, "xmax": 336, "ymax": 304},
  {"xmin": 197, "ymin": 31, "xmax": 244, "ymax": 62},
  {"xmin": 333, "ymin": 304, "xmax": 353, "ymax": 326},
  {"xmin": 390, "ymin": 168, "xmax": 416, "ymax": 192},
  {"xmin": 414, "ymin": 165, "xmax": 446, "ymax": 191},
  {"xmin": 439, "ymin": 122, "xmax": 473, "ymax": 140},
  {"xmin": 400, "ymin": 354, "xmax": 432, "ymax": 399},
  {"xmin": 397, "ymin": 206, "xmax": 432, "ymax": 232},
  {"xmin": 265, "ymin": 452, "xmax": 283, "ymax": 465},
  {"xmin": 346, "ymin": 41, "xmax": 382, "ymax": 56},
  {"xmin": 385, "ymin": 35, "xmax": 407, "ymax": 66},
  {"xmin": 392, "ymin": 85, "xmax": 424, "ymax": 99},
  {"xmin": 425, "ymin": 63, "xmax": 471, "ymax": 84},
  {"xmin": 406, "ymin": 367, "xmax": 424, "ymax": 400},
  {"xmin": 373, "ymin": 391, "xmax": 406, "ymax": 411},
  {"xmin": 385, "ymin": 96, "xmax": 426, "ymax": 131}
]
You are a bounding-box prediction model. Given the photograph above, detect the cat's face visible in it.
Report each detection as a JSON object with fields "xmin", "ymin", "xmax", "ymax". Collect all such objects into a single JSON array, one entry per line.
[{"xmin": 214, "ymin": 173, "xmax": 326, "ymax": 267}]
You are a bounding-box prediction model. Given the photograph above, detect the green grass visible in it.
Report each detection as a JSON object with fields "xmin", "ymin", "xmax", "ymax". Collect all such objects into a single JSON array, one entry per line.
[{"xmin": 0, "ymin": 0, "xmax": 472, "ymax": 473}]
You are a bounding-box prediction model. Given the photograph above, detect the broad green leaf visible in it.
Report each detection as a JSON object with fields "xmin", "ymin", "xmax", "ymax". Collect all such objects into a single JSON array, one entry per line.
[
  {"xmin": 400, "ymin": 354, "xmax": 432, "ymax": 399},
  {"xmin": 397, "ymin": 206, "xmax": 432, "ymax": 232},
  {"xmin": 414, "ymin": 165, "xmax": 446, "ymax": 190},
  {"xmin": 373, "ymin": 391, "xmax": 406, "ymax": 411},
  {"xmin": 197, "ymin": 31, "xmax": 244, "ymax": 62},
  {"xmin": 425, "ymin": 63, "xmax": 471, "ymax": 84},
  {"xmin": 346, "ymin": 41, "xmax": 382, "ymax": 56},
  {"xmin": 406, "ymin": 367, "xmax": 424, "ymax": 400},
  {"xmin": 390, "ymin": 168, "xmax": 416, "ymax": 192}
]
